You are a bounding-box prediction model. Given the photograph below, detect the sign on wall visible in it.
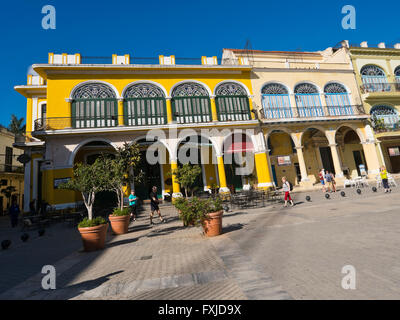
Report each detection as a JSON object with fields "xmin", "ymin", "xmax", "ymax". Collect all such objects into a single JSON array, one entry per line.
[
  {"xmin": 388, "ymin": 147, "xmax": 400, "ymax": 157},
  {"xmin": 277, "ymin": 156, "xmax": 291, "ymax": 166},
  {"xmin": 54, "ymin": 178, "xmax": 71, "ymax": 189}
]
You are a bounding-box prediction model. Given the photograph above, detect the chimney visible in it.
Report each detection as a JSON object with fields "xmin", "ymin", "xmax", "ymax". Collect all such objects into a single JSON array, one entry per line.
[
  {"xmin": 394, "ymin": 43, "xmax": 400, "ymax": 49},
  {"xmin": 360, "ymin": 41, "xmax": 368, "ymax": 48},
  {"xmin": 378, "ymin": 42, "xmax": 386, "ymax": 48}
]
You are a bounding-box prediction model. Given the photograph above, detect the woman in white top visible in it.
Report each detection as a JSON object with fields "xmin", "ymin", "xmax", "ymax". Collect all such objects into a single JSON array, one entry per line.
[{"xmin": 282, "ymin": 176, "xmax": 294, "ymax": 207}]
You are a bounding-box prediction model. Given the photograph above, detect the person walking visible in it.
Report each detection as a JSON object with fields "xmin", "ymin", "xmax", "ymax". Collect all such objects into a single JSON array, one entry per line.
[
  {"xmin": 282, "ymin": 177, "xmax": 294, "ymax": 207},
  {"xmin": 149, "ymin": 186, "xmax": 166, "ymax": 225},
  {"xmin": 330, "ymin": 171, "xmax": 336, "ymax": 192},
  {"xmin": 380, "ymin": 166, "xmax": 391, "ymax": 193},
  {"xmin": 9, "ymin": 199, "xmax": 20, "ymax": 228},
  {"xmin": 128, "ymin": 190, "xmax": 138, "ymax": 222},
  {"xmin": 324, "ymin": 170, "xmax": 333, "ymax": 192},
  {"xmin": 319, "ymin": 169, "xmax": 326, "ymax": 192}
]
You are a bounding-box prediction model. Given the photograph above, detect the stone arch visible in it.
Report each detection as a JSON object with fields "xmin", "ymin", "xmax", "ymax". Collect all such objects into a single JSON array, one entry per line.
[{"xmin": 68, "ymin": 138, "xmax": 118, "ymax": 166}]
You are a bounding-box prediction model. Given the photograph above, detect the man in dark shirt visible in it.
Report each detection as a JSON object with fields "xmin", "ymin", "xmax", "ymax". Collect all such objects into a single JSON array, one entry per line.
[{"xmin": 149, "ymin": 186, "xmax": 166, "ymax": 226}]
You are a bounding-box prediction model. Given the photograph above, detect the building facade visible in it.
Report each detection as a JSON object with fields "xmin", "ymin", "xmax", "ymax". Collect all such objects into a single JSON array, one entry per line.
[
  {"xmin": 0, "ymin": 127, "xmax": 24, "ymax": 214},
  {"xmin": 15, "ymin": 45, "xmax": 387, "ymax": 210},
  {"xmin": 348, "ymin": 41, "xmax": 400, "ymax": 173},
  {"xmin": 15, "ymin": 53, "xmax": 273, "ymax": 210},
  {"xmin": 223, "ymin": 45, "xmax": 381, "ymax": 187}
]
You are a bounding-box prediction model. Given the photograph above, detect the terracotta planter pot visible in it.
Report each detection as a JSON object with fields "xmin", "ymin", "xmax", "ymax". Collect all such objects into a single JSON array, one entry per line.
[
  {"xmin": 202, "ymin": 210, "xmax": 223, "ymax": 237},
  {"xmin": 78, "ymin": 223, "xmax": 108, "ymax": 252},
  {"xmin": 109, "ymin": 214, "xmax": 130, "ymax": 235}
]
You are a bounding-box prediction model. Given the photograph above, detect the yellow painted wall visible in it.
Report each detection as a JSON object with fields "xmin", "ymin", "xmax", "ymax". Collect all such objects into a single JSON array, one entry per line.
[
  {"xmin": 45, "ymin": 72, "xmax": 253, "ymax": 124},
  {"xmin": 268, "ymin": 133, "xmax": 298, "ymax": 186}
]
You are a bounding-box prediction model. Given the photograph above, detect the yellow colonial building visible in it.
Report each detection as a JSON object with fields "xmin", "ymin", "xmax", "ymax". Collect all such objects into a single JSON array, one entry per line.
[
  {"xmin": 347, "ymin": 41, "xmax": 400, "ymax": 173},
  {"xmin": 223, "ymin": 45, "xmax": 381, "ymax": 187},
  {"xmin": 15, "ymin": 45, "xmax": 386, "ymax": 210},
  {"xmin": 15, "ymin": 53, "xmax": 272, "ymax": 210}
]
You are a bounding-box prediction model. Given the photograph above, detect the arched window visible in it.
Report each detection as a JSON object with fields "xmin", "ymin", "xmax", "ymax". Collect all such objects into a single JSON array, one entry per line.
[
  {"xmin": 360, "ymin": 65, "xmax": 389, "ymax": 92},
  {"xmin": 395, "ymin": 66, "xmax": 400, "ymax": 83},
  {"xmin": 370, "ymin": 105, "xmax": 399, "ymax": 130},
  {"xmin": 171, "ymin": 82, "xmax": 211, "ymax": 123},
  {"xmin": 123, "ymin": 83, "xmax": 166, "ymax": 126},
  {"xmin": 261, "ymin": 83, "xmax": 292, "ymax": 119},
  {"xmin": 215, "ymin": 82, "xmax": 250, "ymax": 121},
  {"xmin": 294, "ymin": 83, "xmax": 324, "ymax": 117},
  {"xmin": 324, "ymin": 83, "xmax": 353, "ymax": 116},
  {"xmin": 72, "ymin": 83, "xmax": 118, "ymax": 128}
]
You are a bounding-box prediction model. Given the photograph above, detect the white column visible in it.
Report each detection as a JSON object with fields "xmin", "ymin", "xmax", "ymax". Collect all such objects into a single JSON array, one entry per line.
[
  {"xmin": 329, "ymin": 143, "xmax": 344, "ymax": 178},
  {"xmin": 295, "ymin": 146, "xmax": 309, "ymax": 181}
]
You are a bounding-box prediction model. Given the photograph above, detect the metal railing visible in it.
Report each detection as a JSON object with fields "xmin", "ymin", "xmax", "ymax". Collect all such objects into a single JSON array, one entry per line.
[
  {"xmin": 0, "ymin": 164, "xmax": 24, "ymax": 173},
  {"xmin": 361, "ymin": 82, "xmax": 400, "ymax": 93},
  {"xmin": 259, "ymin": 104, "xmax": 366, "ymax": 120}
]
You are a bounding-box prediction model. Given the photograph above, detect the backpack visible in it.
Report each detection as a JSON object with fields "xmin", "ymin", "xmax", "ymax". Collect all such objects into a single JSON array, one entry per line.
[{"xmin": 289, "ymin": 181, "xmax": 293, "ymax": 191}]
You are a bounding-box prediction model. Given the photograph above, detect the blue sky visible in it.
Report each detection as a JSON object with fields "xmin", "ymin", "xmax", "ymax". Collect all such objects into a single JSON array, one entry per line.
[{"xmin": 0, "ymin": 0, "xmax": 399, "ymax": 127}]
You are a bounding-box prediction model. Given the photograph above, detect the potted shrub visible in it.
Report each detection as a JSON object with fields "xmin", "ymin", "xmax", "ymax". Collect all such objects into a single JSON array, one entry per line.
[
  {"xmin": 200, "ymin": 197, "xmax": 224, "ymax": 237},
  {"xmin": 173, "ymin": 197, "xmax": 203, "ymax": 227},
  {"xmin": 109, "ymin": 207, "xmax": 130, "ymax": 234},
  {"xmin": 59, "ymin": 159, "xmax": 109, "ymax": 252},
  {"xmin": 77, "ymin": 217, "xmax": 108, "ymax": 252},
  {"xmin": 172, "ymin": 197, "xmax": 224, "ymax": 236}
]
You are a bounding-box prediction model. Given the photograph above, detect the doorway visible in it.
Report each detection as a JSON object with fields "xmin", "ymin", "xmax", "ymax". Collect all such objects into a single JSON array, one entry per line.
[
  {"xmin": 135, "ymin": 150, "xmax": 162, "ymax": 200},
  {"xmin": 319, "ymin": 147, "xmax": 335, "ymax": 174},
  {"xmin": 352, "ymin": 150, "xmax": 366, "ymax": 176}
]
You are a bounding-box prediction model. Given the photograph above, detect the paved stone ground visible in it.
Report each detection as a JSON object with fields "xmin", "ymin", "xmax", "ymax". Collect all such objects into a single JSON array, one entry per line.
[{"xmin": 1, "ymin": 182, "xmax": 399, "ymax": 300}]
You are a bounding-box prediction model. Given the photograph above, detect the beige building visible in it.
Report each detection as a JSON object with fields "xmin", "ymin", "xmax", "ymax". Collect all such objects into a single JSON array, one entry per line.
[
  {"xmin": 348, "ymin": 41, "xmax": 400, "ymax": 173},
  {"xmin": 222, "ymin": 45, "xmax": 381, "ymax": 187},
  {"xmin": 0, "ymin": 127, "xmax": 24, "ymax": 214}
]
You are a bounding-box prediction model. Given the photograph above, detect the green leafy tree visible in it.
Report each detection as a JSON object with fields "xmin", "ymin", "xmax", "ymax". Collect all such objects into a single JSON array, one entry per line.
[
  {"xmin": 1, "ymin": 186, "xmax": 17, "ymax": 208},
  {"xmin": 8, "ymin": 115, "xmax": 26, "ymax": 135},
  {"xmin": 100, "ymin": 142, "xmax": 143, "ymax": 210},
  {"xmin": 171, "ymin": 163, "xmax": 202, "ymax": 197},
  {"xmin": 59, "ymin": 159, "xmax": 109, "ymax": 220}
]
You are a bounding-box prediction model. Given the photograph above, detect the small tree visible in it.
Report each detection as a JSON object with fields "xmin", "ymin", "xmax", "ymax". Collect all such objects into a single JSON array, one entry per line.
[
  {"xmin": 171, "ymin": 164, "xmax": 202, "ymax": 197},
  {"xmin": 8, "ymin": 115, "xmax": 26, "ymax": 135},
  {"xmin": 59, "ymin": 159, "xmax": 109, "ymax": 220},
  {"xmin": 101, "ymin": 142, "xmax": 143, "ymax": 210}
]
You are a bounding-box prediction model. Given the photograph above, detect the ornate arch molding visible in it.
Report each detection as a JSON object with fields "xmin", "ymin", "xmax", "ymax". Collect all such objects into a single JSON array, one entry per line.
[
  {"xmin": 360, "ymin": 64, "xmax": 386, "ymax": 76},
  {"xmin": 71, "ymin": 81, "xmax": 118, "ymax": 99},
  {"xmin": 395, "ymin": 66, "xmax": 400, "ymax": 77},
  {"xmin": 261, "ymin": 83, "xmax": 289, "ymax": 95},
  {"xmin": 123, "ymin": 81, "xmax": 166, "ymax": 98},
  {"xmin": 294, "ymin": 83, "xmax": 319, "ymax": 94},
  {"xmin": 215, "ymin": 81, "xmax": 248, "ymax": 96},
  {"xmin": 170, "ymin": 81, "xmax": 211, "ymax": 97},
  {"xmin": 324, "ymin": 82, "xmax": 348, "ymax": 93}
]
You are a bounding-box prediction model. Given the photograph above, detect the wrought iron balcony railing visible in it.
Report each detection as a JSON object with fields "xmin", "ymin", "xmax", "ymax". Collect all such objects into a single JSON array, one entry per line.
[
  {"xmin": 259, "ymin": 104, "xmax": 366, "ymax": 120},
  {"xmin": 0, "ymin": 164, "xmax": 24, "ymax": 173},
  {"xmin": 360, "ymin": 82, "xmax": 400, "ymax": 94}
]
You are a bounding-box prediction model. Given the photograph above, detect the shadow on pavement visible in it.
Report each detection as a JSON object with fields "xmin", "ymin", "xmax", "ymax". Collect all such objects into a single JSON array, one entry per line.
[
  {"xmin": 52, "ymin": 270, "xmax": 124, "ymax": 300},
  {"xmin": 223, "ymin": 223, "xmax": 245, "ymax": 234}
]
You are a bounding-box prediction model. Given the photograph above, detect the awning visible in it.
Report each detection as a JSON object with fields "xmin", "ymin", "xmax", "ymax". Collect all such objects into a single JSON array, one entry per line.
[{"xmin": 225, "ymin": 141, "xmax": 254, "ymax": 154}]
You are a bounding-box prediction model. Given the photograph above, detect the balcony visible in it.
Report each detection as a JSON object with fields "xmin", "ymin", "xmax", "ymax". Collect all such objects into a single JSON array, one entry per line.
[
  {"xmin": 360, "ymin": 82, "xmax": 400, "ymax": 94},
  {"xmin": 0, "ymin": 164, "xmax": 24, "ymax": 174},
  {"xmin": 259, "ymin": 104, "xmax": 366, "ymax": 122}
]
